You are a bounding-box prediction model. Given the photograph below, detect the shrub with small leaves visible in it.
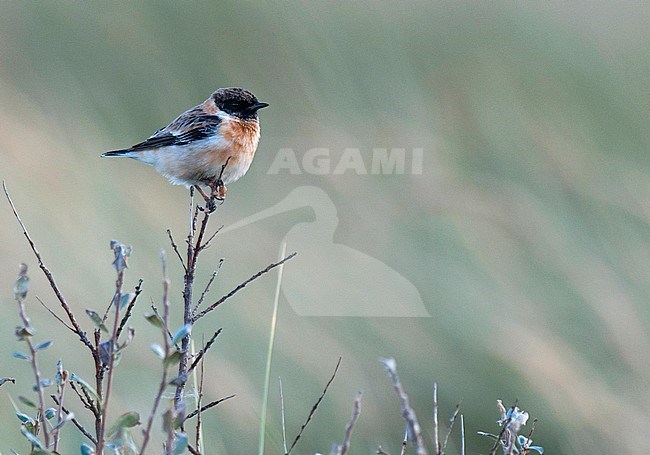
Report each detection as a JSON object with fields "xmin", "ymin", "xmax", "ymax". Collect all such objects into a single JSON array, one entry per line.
[{"xmin": 478, "ymin": 400, "xmax": 543, "ymax": 455}]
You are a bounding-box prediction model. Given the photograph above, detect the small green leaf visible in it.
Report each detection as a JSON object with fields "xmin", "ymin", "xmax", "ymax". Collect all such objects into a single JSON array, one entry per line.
[
  {"xmin": 19, "ymin": 395, "xmax": 37, "ymax": 408},
  {"xmin": 106, "ymin": 427, "xmax": 138, "ymax": 452},
  {"xmin": 13, "ymin": 351, "xmax": 31, "ymax": 361},
  {"xmin": 171, "ymin": 324, "xmax": 192, "ymax": 345},
  {"xmin": 113, "ymin": 350, "xmax": 123, "ymax": 367},
  {"xmin": 478, "ymin": 431, "xmax": 499, "ymax": 440},
  {"xmin": 16, "ymin": 411, "xmax": 34, "ymax": 424},
  {"xmin": 55, "ymin": 359, "xmax": 69, "ymax": 387},
  {"xmin": 117, "ymin": 327, "xmax": 135, "ymax": 351},
  {"xmin": 119, "ymin": 293, "xmax": 135, "ymax": 309},
  {"xmin": 173, "ymin": 403, "xmax": 187, "ymax": 430},
  {"xmin": 21, "ymin": 425, "xmax": 44, "ymax": 448},
  {"xmin": 33, "ymin": 378, "xmax": 54, "ymax": 391},
  {"xmin": 44, "ymin": 408, "xmax": 57, "ymax": 420},
  {"xmin": 162, "ymin": 408, "xmax": 174, "ymax": 434},
  {"xmin": 169, "ymin": 374, "xmax": 187, "ymax": 387},
  {"xmin": 34, "ymin": 340, "xmax": 53, "ymax": 351},
  {"xmin": 51, "ymin": 412, "xmax": 74, "ymax": 431},
  {"xmin": 15, "ymin": 325, "xmax": 36, "ymax": 340},
  {"xmin": 24, "ymin": 419, "xmax": 35, "ymax": 433},
  {"xmin": 111, "ymin": 241, "xmax": 132, "ymax": 272},
  {"xmin": 98, "ymin": 341, "xmax": 112, "ymax": 366},
  {"xmin": 70, "ymin": 373, "xmax": 99, "ymax": 401},
  {"xmin": 14, "ymin": 263, "xmax": 30, "ymax": 300},
  {"xmin": 85, "ymin": 310, "xmax": 108, "ymax": 333},
  {"xmin": 164, "ymin": 349, "xmax": 183, "ymax": 366},
  {"xmin": 107, "ymin": 411, "xmax": 141, "ymax": 437},
  {"xmin": 80, "ymin": 443, "xmax": 95, "ymax": 455},
  {"xmin": 144, "ymin": 312, "xmax": 163, "ymax": 328},
  {"xmin": 171, "ymin": 432, "xmax": 188, "ymax": 455},
  {"xmin": 150, "ymin": 343, "xmax": 165, "ymax": 359}
]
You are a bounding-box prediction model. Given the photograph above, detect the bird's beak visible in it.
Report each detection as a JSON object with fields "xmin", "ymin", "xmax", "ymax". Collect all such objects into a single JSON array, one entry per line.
[{"xmin": 250, "ymin": 102, "xmax": 269, "ymax": 111}]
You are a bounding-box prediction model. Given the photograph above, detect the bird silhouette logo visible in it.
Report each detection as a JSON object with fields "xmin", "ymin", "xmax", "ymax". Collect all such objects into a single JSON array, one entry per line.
[{"xmin": 224, "ymin": 186, "xmax": 430, "ymax": 317}]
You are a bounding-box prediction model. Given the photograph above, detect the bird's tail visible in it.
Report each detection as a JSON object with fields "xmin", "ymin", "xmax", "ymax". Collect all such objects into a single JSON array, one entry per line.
[{"xmin": 100, "ymin": 149, "xmax": 135, "ymax": 158}]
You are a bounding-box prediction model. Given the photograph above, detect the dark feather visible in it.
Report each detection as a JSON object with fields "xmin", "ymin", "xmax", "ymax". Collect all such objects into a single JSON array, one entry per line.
[
  {"xmin": 122, "ymin": 115, "xmax": 222, "ymax": 152},
  {"xmin": 101, "ymin": 149, "xmax": 131, "ymax": 157}
]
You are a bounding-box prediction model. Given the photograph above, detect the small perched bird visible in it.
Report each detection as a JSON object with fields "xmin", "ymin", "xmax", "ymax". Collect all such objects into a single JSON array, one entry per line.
[{"xmin": 102, "ymin": 87, "xmax": 268, "ymax": 203}]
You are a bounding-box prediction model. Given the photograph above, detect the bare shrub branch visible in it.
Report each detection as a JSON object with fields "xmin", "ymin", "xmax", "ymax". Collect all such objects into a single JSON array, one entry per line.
[
  {"xmin": 288, "ymin": 357, "xmax": 342, "ymax": 454},
  {"xmin": 192, "ymin": 253, "xmax": 297, "ymax": 322}
]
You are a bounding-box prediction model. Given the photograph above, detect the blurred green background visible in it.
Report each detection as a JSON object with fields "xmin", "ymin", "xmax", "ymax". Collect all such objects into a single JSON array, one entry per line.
[{"xmin": 1, "ymin": 1, "xmax": 649, "ymax": 453}]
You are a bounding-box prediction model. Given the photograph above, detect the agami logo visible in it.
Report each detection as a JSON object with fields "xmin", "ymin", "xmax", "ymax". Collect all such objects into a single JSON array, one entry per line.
[{"xmin": 224, "ymin": 186, "xmax": 430, "ymax": 317}]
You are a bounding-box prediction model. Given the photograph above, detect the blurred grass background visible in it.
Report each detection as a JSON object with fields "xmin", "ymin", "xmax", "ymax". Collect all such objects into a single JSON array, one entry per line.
[{"xmin": 0, "ymin": 1, "xmax": 649, "ymax": 453}]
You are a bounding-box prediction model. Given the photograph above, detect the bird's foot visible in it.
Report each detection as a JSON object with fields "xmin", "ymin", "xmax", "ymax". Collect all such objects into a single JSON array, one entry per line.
[
  {"xmin": 209, "ymin": 180, "xmax": 227, "ymax": 201},
  {"xmin": 205, "ymin": 198, "xmax": 218, "ymax": 213},
  {"xmin": 195, "ymin": 185, "xmax": 218, "ymax": 213}
]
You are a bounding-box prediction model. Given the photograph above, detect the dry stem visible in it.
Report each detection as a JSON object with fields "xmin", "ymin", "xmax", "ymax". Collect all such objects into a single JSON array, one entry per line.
[
  {"xmin": 4, "ymin": 181, "xmax": 95, "ymax": 353},
  {"xmin": 288, "ymin": 357, "xmax": 342, "ymax": 454},
  {"xmin": 17, "ymin": 300, "xmax": 50, "ymax": 448},
  {"xmin": 337, "ymin": 391, "xmax": 362, "ymax": 455},
  {"xmin": 141, "ymin": 252, "xmax": 172, "ymax": 453},
  {"xmin": 96, "ymin": 267, "xmax": 125, "ymax": 453},
  {"xmin": 192, "ymin": 253, "xmax": 297, "ymax": 322}
]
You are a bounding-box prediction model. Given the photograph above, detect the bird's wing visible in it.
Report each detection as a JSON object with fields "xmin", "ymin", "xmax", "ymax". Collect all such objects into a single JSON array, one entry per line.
[{"xmin": 128, "ymin": 108, "xmax": 223, "ymax": 152}]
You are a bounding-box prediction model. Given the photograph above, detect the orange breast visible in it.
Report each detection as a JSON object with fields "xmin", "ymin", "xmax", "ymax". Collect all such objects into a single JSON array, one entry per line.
[{"xmin": 206, "ymin": 118, "xmax": 260, "ymax": 184}]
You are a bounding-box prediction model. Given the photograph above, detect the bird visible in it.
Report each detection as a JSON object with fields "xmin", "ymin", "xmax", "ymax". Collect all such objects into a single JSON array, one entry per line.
[{"xmin": 101, "ymin": 87, "xmax": 268, "ymax": 205}]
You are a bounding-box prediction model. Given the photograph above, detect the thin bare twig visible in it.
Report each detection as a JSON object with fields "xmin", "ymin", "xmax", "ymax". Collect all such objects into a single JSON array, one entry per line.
[
  {"xmin": 151, "ymin": 303, "xmax": 175, "ymax": 343},
  {"xmin": 51, "ymin": 395, "xmax": 97, "ymax": 444},
  {"xmin": 116, "ymin": 279, "xmax": 143, "ymax": 341},
  {"xmin": 441, "ymin": 401, "xmax": 462, "ymax": 454},
  {"xmin": 194, "ymin": 345, "xmax": 206, "ymax": 454},
  {"xmin": 379, "ymin": 358, "xmax": 427, "ymax": 455},
  {"xmin": 400, "ymin": 428, "xmax": 408, "ymax": 455},
  {"xmin": 192, "ymin": 207, "xmax": 212, "ymax": 268},
  {"xmin": 17, "ymin": 296, "xmax": 50, "ymax": 447},
  {"xmin": 97, "ymin": 264, "xmax": 126, "ymax": 454},
  {"xmin": 197, "ymin": 224, "xmax": 224, "ymax": 252},
  {"xmin": 3, "ymin": 181, "xmax": 95, "ymax": 354},
  {"xmin": 167, "ymin": 229, "xmax": 187, "ymax": 271},
  {"xmin": 191, "ymin": 259, "xmax": 224, "ymax": 316},
  {"xmin": 187, "ymin": 444, "xmax": 200, "ymax": 455},
  {"xmin": 36, "ymin": 296, "xmax": 74, "ymax": 332},
  {"xmin": 70, "ymin": 381, "xmax": 95, "ymax": 415},
  {"xmin": 288, "ymin": 357, "xmax": 342, "ymax": 454},
  {"xmin": 338, "ymin": 391, "xmax": 362, "ymax": 455},
  {"xmin": 191, "ymin": 201, "xmax": 200, "ymax": 235},
  {"xmin": 187, "ymin": 329, "xmax": 222, "ymax": 375},
  {"xmin": 488, "ymin": 415, "xmax": 512, "ymax": 455},
  {"xmin": 192, "ymin": 253, "xmax": 298, "ymax": 322},
  {"xmin": 521, "ymin": 418, "xmax": 538, "ymax": 455},
  {"xmin": 175, "ymin": 190, "xmax": 207, "ymax": 411},
  {"xmin": 52, "ymin": 365, "xmax": 69, "ymax": 452},
  {"xmin": 141, "ymin": 252, "xmax": 172, "ymax": 454},
  {"xmin": 185, "ymin": 394, "xmax": 236, "ymax": 420}
]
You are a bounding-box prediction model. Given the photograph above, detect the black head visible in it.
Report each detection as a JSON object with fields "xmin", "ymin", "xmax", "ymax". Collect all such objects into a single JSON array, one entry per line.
[{"xmin": 212, "ymin": 87, "xmax": 268, "ymax": 120}]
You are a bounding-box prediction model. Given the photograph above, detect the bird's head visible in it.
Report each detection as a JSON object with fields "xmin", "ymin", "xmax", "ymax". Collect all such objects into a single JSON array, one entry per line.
[{"xmin": 212, "ymin": 87, "xmax": 268, "ymax": 120}]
